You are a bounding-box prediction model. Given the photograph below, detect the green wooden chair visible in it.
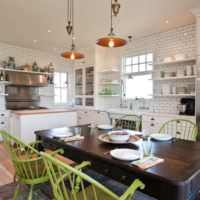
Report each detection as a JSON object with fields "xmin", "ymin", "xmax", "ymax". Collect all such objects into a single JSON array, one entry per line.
[
  {"xmin": 158, "ymin": 119, "xmax": 198, "ymax": 141},
  {"xmin": 114, "ymin": 114, "xmax": 142, "ymax": 131},
  {"xmin": 41, "ymin": 152, "xmax": 145, "ymax": 200},
  {"xmin": 0, "ymin": 129, "xmax": 64, "ymax": 200}
]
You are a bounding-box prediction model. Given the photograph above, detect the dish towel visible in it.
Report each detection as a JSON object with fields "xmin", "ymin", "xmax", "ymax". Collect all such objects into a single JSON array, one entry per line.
[
  {"xmin": 64, "ymin": 136, "xmax": 84, "ymax": 143},
  {"xmin": 131, "ymin": 156, "xmax": 164, "ymax": 169}
]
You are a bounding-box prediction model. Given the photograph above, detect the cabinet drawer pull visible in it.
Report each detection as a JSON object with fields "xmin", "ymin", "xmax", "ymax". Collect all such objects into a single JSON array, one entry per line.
[
  {"xmin": 1, "ymin": 122, "xmax": 5, "ymax": 124},
  {"xmin": 176, "ymin": 120, "xmax": 180, "ymax": 124},
  {"xmin": 104, "ymin": 169, "xmax": 110, "ymax": 174},
  {"xmin": 121, "ymin": 176, "xmax": 127, "ymax": 181},
  {"xmin": 85, "ymin": 111, "xmax": 87, "ymax": 114},
  {"xmin": 97, "ymin": 111, "xmax": 100, "ymax": 114},
  {"xmin": 150, "ymin": 123, "xmax": 155, "ymax": 126},
  {"xmin": 79, "ymin": 117, "xmax": 82, "ymax": 119},
  {"xmin": 176, "ymin": 131, "xmax": 181, "ymax": 135},
  {"xmin": 151, "ymin": 118, "xmax": 155, "ymax": 121},
  {"xmin": 1, "ymin": 114, "xmax": 5, "ymax": 116}
]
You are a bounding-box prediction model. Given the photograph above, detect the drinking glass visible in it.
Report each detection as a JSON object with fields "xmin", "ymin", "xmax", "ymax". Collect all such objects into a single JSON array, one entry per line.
[
  {"xmin": 91, "ymin": 121, "xmax": 96, "ymax": 129},
  {"xmin": 74, "ymin": 127, "xmax": 82, "ymax": 136},
  {"xmin": 142, "ymin": 137, "xmax": 152, "ymax": 157}
]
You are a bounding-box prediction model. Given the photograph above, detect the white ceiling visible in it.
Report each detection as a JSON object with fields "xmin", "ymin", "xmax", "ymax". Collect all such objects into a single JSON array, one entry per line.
[{"xmin": 0, "ymin": 0, "xmax": 199, "ymax": 53}]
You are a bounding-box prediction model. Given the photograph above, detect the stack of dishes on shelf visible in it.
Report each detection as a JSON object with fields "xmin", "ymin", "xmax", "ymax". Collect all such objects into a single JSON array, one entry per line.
[
  {"xmin": 164, "ymin": 71, "xmax": 174, "ymax": 78},
  {"xmin": 186, "ymin": 65, "xmax": 193, "ymax": 76},
  {"xmin": 176, "ymin": 69, "xmax": 186, "ymax": 77},
  {"xmin": 177, "ymin": 87, "xmax": 187, "ymax": 94}
]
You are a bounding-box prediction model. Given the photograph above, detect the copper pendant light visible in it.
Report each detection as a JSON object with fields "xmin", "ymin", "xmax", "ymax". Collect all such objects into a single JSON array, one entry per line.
[
  {"xmin": 96, "ymin": 0, "xmax": 127, "ymax": 48},
  {"xmin": 61, "ymin": 0, "xmax": 84, "ymax": 60},
  {"xmin": 61, "ymin": 43, "xmax": 84, "ymax": 60}
]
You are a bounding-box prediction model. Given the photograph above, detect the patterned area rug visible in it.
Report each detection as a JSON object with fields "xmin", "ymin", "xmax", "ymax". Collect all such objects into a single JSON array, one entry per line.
[{"xmin": 0, "ymin": 170, "xmax": 200, "ymax": 200}]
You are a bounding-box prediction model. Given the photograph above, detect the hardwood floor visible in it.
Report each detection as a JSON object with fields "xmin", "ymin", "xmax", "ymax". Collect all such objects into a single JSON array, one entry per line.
[
  {"xmin": 0, "ymin": 141, "xmax": 74, "ymax": 187},
  {"xmin": 0, "ymin": 142, "xmax": 15, "ymax": 186}
]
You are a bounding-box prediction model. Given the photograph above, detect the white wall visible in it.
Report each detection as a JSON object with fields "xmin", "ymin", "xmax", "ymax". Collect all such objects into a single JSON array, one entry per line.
[
  {"xmin": 96, "ymin": 24, "xmax": 196, "ymax": 114},
  {"xmin": 0, "ymin": 43, "xmax": 74, "ymax": 109}
]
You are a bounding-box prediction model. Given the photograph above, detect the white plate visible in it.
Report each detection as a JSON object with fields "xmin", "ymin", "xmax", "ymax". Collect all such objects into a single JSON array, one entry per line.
[
  {"xmin": 110, "ymin": 148, "xmax": 141, "ymax": 161},
  {"xmin": 150, "ymin": 133, "xmax": 172, "ymax": 141},
  {"xmin": 97, "ymin": 125, "xmax": 113, "ymax": 130},
  {"xmin": 51, "ymin": 132, "xmax": 73, "ymax": 138}
]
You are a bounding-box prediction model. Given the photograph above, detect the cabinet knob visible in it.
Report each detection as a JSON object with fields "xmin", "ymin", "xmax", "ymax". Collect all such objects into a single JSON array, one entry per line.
[
  {"xmin": 121, "ymin": 176, "xmax": 127, "ymax": 181},
  {"xmin": 176, "ymin": 131, "xmax": 181, "ymax": 135},
  {"xmin": 104, "ymin": 169, "xmax": 109, "ymax": 174},
  {"xmin": 151, "ymin": 118, "xmax": 155, "ymax": 121},
  {"xmin": 1, "ymin": 114, "xmax": 5, "ymax": 116},
  {"xmin": 1, "ymin": 122, "xmax": 5, "ymax": 124},
  {"xmin": 85, "ymin": 111, "xmax": 87, "ymax": 114},
  {"xmin": 79, "ymin": 117, "xmax": 82, "ymax": 119},
  {"xmin": 97, "ymin": 111, "xmax": 100, "ymax": 114},
  {"xmin": 150, "ymin": 123, "xmax": 154, "ymax": 126}
]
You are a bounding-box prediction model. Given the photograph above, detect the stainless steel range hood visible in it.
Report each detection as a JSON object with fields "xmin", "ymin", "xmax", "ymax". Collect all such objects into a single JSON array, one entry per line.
[{"xmin": 6, "ymin": 71, "xmax": 48, "ymax": 87}]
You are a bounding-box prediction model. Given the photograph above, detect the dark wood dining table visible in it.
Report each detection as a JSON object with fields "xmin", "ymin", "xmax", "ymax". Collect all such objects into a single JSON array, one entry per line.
[{"xmin": 35, "ymin": 125, "xmax": 200, "ymax": 200}]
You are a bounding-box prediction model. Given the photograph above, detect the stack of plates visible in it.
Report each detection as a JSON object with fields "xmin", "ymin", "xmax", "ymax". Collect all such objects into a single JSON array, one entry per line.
[
  {"xmin": 177, "ymin": 87, "xmax": 187, "ymax": 94},
  {"xmin": 176, "ymin": 69, "xmax": 186, "ymax": 77},
  {"xmin": 186, "ymin": 65, "xmax": 193, "ymax": 76}
]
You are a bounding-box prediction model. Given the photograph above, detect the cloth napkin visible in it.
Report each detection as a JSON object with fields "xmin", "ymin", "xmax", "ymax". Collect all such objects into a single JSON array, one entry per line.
[
  {"xmin": 131, "ymin": 156, "xmax": 164, "ymax": 169},
  {"xmin": 64, "ymin": 136, "xmax": 84, "ymax": 143}
]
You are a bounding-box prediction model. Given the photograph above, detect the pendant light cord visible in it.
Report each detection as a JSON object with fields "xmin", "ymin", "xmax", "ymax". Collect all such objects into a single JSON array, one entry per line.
[{"xmin": 110, "ymin": 0, "xmax": 113, "ymax": 34}]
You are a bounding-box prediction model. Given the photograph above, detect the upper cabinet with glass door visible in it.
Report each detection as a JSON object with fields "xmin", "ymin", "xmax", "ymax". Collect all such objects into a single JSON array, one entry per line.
[
  {"xmin": 75, "ymin": 69, "xmax": 83, "ymax": 96},
  {"xmin": 74, "ymin": 67, "xmax": 94, "ymax": 107}
]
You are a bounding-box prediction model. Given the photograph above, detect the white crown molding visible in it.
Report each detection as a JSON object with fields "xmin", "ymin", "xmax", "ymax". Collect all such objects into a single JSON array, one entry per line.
[{"xmin": 191, "ymin": 7, "xmax": 200, "ymax": 17}]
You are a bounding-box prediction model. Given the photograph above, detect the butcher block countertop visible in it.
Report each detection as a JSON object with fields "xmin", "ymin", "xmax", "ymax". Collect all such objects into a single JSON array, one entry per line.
[{"xmin": 11, "ymin": 109, "xmax": 77, "ymax": 115}]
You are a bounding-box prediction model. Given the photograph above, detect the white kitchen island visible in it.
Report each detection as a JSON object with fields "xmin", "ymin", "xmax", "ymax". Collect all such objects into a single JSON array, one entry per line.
[{"xmin": 10, "ymin": 109, "xmax": 77, "ymax": 143}]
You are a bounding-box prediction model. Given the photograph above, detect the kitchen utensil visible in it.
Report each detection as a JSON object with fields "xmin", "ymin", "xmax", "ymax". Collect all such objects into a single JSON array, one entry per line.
[
  {"xmin": 110, "ymin": 148, "xmax": 141, "ymax": 161},
  {"xmin": 150, "ymin": 133, "xmax": 172, "ymax": 141}
]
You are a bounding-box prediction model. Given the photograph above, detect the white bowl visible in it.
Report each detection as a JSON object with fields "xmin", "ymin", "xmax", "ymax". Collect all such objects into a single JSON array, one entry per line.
[{"xmin": 108, "ymin": 131, "xmax": 130, "ymax": 142}]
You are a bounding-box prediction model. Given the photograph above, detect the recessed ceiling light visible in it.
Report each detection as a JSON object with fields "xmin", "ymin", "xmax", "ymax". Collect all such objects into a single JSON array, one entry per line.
[
  {"xmin": 184, "ymin": 33, "xmax": 188, "ymax": 36},
  {"xmin": 33, "ymin": 40, "xmax": 38, "ymax": 43},
  {"xmin": 53, "ymin": 48, "xmax": 57, "ymax": 51},
  {"xmin": 48, "ymin": 29, "xmax": 51, "ymax": 33},
  {"xmin": 15, "ymin": 19, "xmax": 21, "ymax": 24},
  {"xmin": 165, "ymin": 20, "xmax": 170, "ymax": 24}
]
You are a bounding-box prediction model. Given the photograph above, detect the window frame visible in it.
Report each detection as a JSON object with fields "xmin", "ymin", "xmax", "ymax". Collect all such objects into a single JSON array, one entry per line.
[
  {"xmin": 122, "ymin": 52, "xmax": 153, "ymax": 100},
  {"xmin": 54, "ymin": 72, "xmax": 68, "ymax": 104}
]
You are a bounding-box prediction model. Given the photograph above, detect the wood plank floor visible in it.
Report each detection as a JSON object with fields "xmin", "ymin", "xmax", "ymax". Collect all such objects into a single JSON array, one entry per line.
[
  {"xmin": 0, "ymin": 141, "xmax": 74, "ymax": 187},
  {"xmin": 0, "ymin": 142, "xmax": 15, "ymax": 186}
]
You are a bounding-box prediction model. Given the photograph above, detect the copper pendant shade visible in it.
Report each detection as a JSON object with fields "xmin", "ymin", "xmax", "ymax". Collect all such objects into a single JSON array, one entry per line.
[
  {"xmin": 61, "ymin": 0, "xmax": 84, "ymax": 60},
  {"xmin": 96, "ymin": 0, "xmax": 127, "ymax": 48},
  {"xmin": 96, "ymin": 37, "xmax": 127, "ymax": 48},
  {"xmin": 61, "ymin": 51, "xmax": 84, "ymax": 60}
]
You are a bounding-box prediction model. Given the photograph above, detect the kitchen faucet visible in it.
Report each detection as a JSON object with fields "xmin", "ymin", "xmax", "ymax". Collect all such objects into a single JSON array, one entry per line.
[{"xmin": 139, "ymin": 98, "xmax": 149, "ymax": 110}]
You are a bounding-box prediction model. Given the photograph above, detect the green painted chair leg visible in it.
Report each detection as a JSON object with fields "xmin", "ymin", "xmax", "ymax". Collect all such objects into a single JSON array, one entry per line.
[
  {"xmin": 13, "ymin": 183, "xmax": 21, "ymax": 200},
  {"xmin": 28, "ymin": 185, "xmax": 34, "ymax": 200}
]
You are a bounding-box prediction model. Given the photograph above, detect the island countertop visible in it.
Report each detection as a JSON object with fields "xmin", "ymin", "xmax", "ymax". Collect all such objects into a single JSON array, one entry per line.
[{"xmin": 11, "ymin": 109, "xmax": 77, "ymax": 115}]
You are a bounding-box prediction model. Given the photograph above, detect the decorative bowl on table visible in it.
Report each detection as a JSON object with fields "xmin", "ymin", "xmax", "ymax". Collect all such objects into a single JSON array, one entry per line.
[{"xmin": 108, "ymin": 131, "xmax": 130, "ymax": 142}]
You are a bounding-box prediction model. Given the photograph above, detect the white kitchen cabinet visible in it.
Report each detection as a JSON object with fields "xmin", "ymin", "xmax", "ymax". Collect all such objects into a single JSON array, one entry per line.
[
  {"xmin": 75, "ymin": 66, "xmax": 95, "ymax": 108},
  {"xmin": 77, "ymin": 110, "xmax": 110, "ymax": 125},
  {"xmin": 0, "ymin": 110, "xmax": 10, "ymax": 141},
  {"xmin": 10, "ymin": 111, "xmax": 77, "ymax": 144},
  {"xmin": 142, "ymin": 114, "xmax": 196, "ymax": 134}
]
